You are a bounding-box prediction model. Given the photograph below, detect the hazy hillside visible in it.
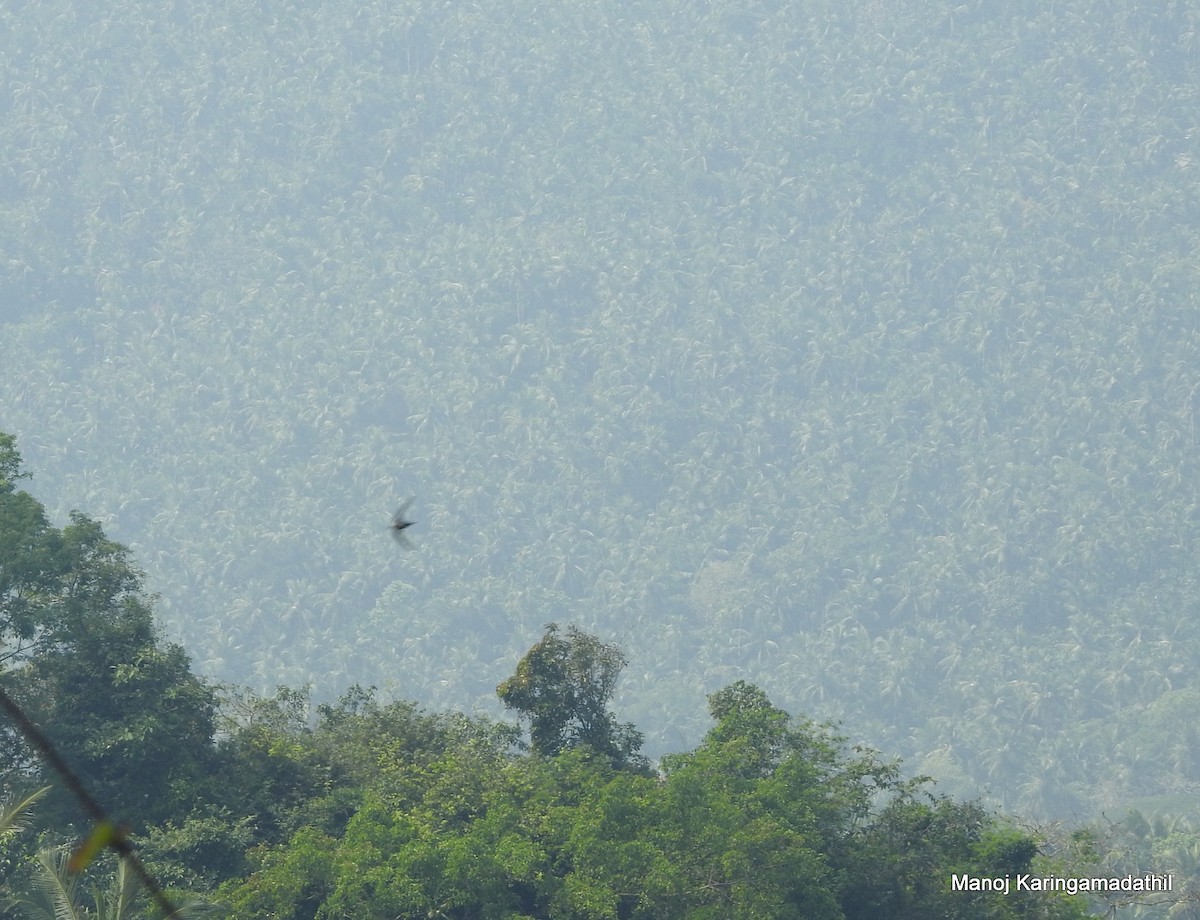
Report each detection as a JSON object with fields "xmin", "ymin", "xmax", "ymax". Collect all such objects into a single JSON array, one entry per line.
[{"xmin": 2, "ymin": 0, "xmax": 1199, "ymax": 817}]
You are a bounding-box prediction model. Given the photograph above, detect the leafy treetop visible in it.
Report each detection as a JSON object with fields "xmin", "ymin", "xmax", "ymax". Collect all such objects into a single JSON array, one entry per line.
[{"xmin": 497, "ymin": 622, "xmax": 647, "ymax": 771}]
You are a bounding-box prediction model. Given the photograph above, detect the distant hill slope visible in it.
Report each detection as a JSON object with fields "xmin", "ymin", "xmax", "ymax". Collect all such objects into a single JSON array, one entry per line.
[{"xmin": 2, "ymin": 0, "xmax": 1199, "ymax": 817}]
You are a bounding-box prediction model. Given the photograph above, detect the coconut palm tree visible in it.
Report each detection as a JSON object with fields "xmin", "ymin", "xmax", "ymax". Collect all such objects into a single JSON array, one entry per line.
[
  {"xmin": 11, "ymin": 846, "xmax": 217, "ymax": 919},
  {"xmin": 13, "ymin": 846, "xmax": 138, "ymax": 920}
]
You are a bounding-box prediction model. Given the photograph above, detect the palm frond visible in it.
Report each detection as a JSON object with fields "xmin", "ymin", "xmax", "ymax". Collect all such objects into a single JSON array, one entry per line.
[
  {"xmin": 92, "ymin": 857, "xmax": 139, "ymax": 920},
  {"xmin": 0, "ymin": 785, "xmax": 51, "ymax": 839},
  {"xmin": 23, "ymin": 847, "xmax": 86, "ymax": 920}
]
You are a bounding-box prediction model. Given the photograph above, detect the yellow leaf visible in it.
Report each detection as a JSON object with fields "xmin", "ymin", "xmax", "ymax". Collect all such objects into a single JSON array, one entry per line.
[{"xmin": 68, "ymin": 821, "xmax": 120, "ymax": 873}]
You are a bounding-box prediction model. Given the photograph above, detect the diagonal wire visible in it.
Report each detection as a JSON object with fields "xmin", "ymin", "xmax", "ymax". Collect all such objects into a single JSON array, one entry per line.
[{"xmin": 0, "ymin": 684, "xmax": 183, "ymax": 918}]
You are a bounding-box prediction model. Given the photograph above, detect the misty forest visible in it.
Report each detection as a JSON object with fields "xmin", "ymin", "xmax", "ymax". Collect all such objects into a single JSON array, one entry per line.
[{"xmin": 1, "ymin": 0, "xmax": 1199, "ymax": 915}]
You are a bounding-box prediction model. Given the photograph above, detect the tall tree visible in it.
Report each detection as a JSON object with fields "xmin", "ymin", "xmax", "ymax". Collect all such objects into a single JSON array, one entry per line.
[
  {"xmin": 497, "ymin": 624, "xmax": 646, "ymax": 770},
  {"xmin": 0, "ymin": 433, "xmax": 217, "ymax": 833},
  {"xmin": 0, "ymin": 433, "xmax": 60, "ymax": 671}
]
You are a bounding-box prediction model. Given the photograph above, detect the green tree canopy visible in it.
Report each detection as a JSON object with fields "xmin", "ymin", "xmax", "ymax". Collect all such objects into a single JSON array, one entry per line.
[
  {"xmin": 497, "ymin": 623, "xmax": 646, "ymax": 770},
  {"xmin": 0, "ymin": 434, "xmax": 60, "ymax": 669},
  {"xmin": 217, "ymin": 677, "xmax": 1091, "ymax": 919},
  {"xmin": 0, "ymin": 434, "xmax": 217, "ymax": 833}
]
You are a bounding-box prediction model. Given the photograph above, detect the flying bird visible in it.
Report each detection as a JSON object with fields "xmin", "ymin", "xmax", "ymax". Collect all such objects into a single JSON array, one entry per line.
[{"xmin": 390, "ymin": 498, "xmax": 416, "ymax": 549}]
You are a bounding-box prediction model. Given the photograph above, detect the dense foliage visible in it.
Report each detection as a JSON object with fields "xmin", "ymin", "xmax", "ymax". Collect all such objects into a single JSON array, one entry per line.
[
  {"xmin": 497, "ymin": 623, "xmax": 647, "ymax": 769},
  {"xmin": 0, "ymin": 444, "xmax": 1104, "ymax": 916},
  {"xmin": 214, "ymin": 680, "xmax": 1093, "ymax": 920},
  {"xmin": 0, "ymin": 434, "xmax": 216, "ymax": 834},
  {"xmin": 2, "ymin": 0, "xmax": 1199, "ymax": 822}
]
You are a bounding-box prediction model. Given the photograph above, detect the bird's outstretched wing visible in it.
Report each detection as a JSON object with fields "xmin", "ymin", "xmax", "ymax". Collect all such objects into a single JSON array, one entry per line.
[
  {"xmin": 390, "ymin": 498, "xmax": 416, "ymax": 549},
  {"xmin": 391, "ymin": 530, "xmax": 414, "ymax": 549}
]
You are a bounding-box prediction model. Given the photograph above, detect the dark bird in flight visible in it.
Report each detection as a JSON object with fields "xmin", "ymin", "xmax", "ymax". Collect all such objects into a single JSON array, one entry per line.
[{"xmin": 390, "ymin": 498, "xmax": 416, "ymax": 549}]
